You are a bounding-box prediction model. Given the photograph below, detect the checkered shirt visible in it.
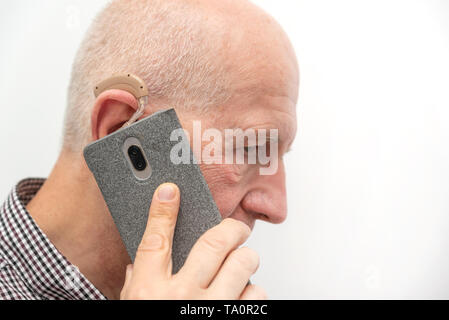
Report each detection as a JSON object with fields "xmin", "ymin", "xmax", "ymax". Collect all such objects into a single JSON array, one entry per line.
[{"xmin": 0, "ymin": 178, "xmax": 106, "ymax": 300}]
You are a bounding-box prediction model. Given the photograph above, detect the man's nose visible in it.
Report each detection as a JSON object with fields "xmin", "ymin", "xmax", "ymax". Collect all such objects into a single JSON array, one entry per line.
[{"xmin": 241, "ymin": 160, "xmax": 287, "ymax": 224}]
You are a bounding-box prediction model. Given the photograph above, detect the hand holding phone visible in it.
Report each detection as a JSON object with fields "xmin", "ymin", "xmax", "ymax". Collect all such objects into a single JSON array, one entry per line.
[{"xmin": 120, "ymin": 182, "xmax": 266, "ymax": 300}]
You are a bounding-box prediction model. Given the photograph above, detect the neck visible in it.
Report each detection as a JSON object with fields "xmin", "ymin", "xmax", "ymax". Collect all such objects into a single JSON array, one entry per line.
[{"xmin": 26, "ymin": 150, "xmax": 131, "ymax": 299}]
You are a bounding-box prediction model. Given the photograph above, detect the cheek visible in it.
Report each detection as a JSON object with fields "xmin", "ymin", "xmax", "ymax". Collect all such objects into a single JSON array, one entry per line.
[
  {"xmin": 199, "ymin": 163, "xmax": 246, "ymax": 218},
  {"xmin": 199, "ymin": 163, "xmax": 244, "ymax": 188}
]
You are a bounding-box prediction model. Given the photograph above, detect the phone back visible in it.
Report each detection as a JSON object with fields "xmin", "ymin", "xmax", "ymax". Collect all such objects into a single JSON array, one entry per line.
[{"xmin": 83, "ymin": 108, "xmax": 222, "ymax": 273}]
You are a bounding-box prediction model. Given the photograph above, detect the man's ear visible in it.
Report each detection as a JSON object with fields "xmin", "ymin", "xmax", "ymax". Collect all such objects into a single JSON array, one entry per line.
[{"xmin": 90, "ymin": 89, "xmax": 139, "ymax": 141}]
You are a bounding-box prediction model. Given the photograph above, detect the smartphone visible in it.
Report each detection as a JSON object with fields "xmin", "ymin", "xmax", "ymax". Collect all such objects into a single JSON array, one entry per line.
[{"xmin": 83, "ymin": 108, "xmax": 222, "ymax": 273}]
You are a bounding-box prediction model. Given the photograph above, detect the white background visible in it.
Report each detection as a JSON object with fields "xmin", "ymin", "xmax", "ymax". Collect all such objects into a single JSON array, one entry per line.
[{"xmin": 1, "ymin": 0, "xmax": 449, "ymax": 299}]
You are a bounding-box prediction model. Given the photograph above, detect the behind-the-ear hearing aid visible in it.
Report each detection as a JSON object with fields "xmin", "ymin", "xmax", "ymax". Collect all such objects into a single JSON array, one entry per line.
[{"xmin": 94, "ymin": 73, "xmax": 149, "ymax": 127}]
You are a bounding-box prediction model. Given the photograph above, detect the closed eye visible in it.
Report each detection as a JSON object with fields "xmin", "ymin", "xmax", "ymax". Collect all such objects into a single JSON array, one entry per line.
[{"xmin": 244, "ymin": 145, "xmax": 258, "ymax": 153}]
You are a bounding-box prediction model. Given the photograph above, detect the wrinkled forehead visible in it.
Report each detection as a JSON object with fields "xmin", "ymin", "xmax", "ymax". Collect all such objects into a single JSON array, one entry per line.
[
  {"xmin": 222, "ymin": 16, "xmax": 299, "ymax": 104},
  {"xmin": 206, "ymin": 36, "xmax": 299, "ymax": 148}
]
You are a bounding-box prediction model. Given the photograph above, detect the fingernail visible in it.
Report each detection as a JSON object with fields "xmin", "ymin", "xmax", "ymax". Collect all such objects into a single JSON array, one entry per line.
[{"xmin": 158, "ymin": 184, "xmax": 175, "ymax": 201}]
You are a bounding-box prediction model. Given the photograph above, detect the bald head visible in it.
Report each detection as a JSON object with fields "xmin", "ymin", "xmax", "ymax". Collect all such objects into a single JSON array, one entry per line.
[{"xmin": 63, "ymin": 0, "xmax": 297, "ymax": 152}]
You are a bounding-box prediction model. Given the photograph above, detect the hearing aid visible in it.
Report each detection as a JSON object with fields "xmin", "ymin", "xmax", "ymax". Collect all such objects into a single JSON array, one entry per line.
[{"xmin": 93, "ymin": 73, "xmax": 149, "ymax": 127}]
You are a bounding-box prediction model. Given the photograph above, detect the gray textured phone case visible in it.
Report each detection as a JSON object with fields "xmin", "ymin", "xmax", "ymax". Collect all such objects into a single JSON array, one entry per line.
[{"xmin": 83, "ymin": 108, "xmax": 222, "ymax": 273}]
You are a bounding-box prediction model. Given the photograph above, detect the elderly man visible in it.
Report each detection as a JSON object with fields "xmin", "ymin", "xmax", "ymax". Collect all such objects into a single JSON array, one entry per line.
[{"xmin": 0, "ymin": 0, "xmax": 298, "ymax": 300}]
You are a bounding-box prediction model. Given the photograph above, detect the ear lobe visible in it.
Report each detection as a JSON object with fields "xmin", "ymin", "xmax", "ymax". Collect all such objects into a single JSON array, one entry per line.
[{"xmin": 90, "ymin": 89, "xmax": 139, "ymax": 141}]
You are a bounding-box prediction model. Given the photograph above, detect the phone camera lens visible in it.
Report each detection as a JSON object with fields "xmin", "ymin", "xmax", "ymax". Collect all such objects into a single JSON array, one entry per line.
[{"xmin": 128, "ymin": 145, "xmax": 147, "ymax": 171}]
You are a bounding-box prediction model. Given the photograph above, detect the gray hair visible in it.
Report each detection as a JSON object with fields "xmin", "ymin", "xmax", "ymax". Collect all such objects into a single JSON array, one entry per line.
[{"xmin": 63, "ymin": 0, "xmax": 234, "ymax": 152}]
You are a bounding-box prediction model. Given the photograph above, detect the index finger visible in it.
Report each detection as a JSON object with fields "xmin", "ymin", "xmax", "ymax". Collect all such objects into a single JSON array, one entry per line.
[{"xmin": 131, "ymin": 183, "xmax": 180, "ymax": 284}]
